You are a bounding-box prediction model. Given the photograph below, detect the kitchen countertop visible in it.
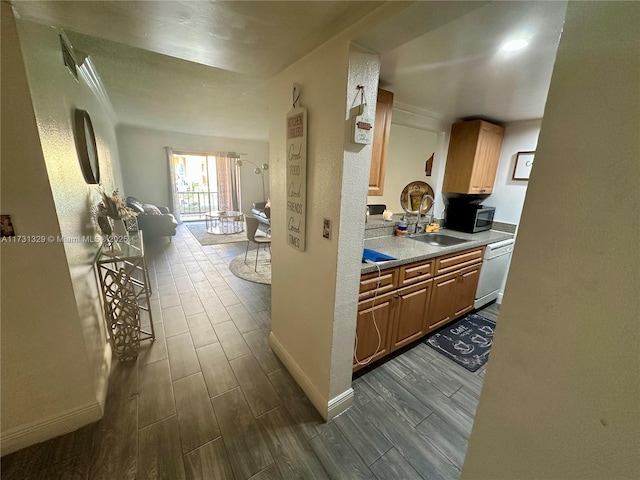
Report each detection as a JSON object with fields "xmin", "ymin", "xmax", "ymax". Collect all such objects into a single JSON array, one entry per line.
[{"xmin": 361, "ymin": 228, "xmax": 514, "ymax": 274}]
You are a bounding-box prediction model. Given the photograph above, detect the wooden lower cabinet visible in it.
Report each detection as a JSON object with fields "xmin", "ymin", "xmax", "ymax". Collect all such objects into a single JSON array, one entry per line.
[
  {"xmin": 353, "ymin": 293, "xmax": 394, "ymax": 371},
  {"xmin": 354, "ymin": 246, "xmax": 484, "ymax": 371},
  {"xmin": 427, "ymin": 263, "xmax": 481, "ymax": 331},
  {"xmin": 391, "ymin": 280, "xmax": 433, "ymax": 350}
]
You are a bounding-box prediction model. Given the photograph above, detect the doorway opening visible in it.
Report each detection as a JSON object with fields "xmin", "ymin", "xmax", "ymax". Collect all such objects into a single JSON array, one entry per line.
[{"xmin": 170, "ymin": 152, "xmax": 241, "ymax": 222}]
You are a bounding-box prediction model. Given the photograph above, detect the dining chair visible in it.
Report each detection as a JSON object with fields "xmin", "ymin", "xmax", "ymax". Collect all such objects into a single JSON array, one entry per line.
[{"xmin": 244, "ymin": 215, "xmax": 271, "ymax": 272}]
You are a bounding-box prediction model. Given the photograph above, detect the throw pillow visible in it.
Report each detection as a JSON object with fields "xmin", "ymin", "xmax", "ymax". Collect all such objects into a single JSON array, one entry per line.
[
  {"xmin": 126, "ymin": 197, "xmax": 145, "ymax": 214},
  {"xmin": 143, "ymin": 203, "xmax": 162, "ymax": 215}
]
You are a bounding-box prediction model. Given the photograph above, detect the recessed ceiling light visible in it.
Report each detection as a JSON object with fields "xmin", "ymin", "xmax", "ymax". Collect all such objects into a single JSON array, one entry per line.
[{"xmin": 501, "ymin": 39, "xmax": 529, "ymax": 52}]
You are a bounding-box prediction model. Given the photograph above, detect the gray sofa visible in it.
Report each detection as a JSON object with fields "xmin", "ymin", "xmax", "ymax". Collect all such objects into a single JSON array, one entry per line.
[{"xmin": 126, "ymin": 196, "xmax": 178, "ymax": 240}]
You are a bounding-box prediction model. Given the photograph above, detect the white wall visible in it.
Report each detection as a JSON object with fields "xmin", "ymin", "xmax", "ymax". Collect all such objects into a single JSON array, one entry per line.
[
  {"xmin": 334, "ymin": 45, "xmax": 381, "ymax": 402},
  {"xmin": 380, "ymin": 117, "xmax": 541, "ymax": 225},
  {"xmin": 117, "ymin": 125, "xmax": 269, "ymax": 216},
  {"xmin": 1, "ymin": 9, "xmax": 123, "ymax": 453},
  {"xmin": 378, "ymin": 111, "xmax": 539, "ymax": 228},
  {"xmin": 462, "ymin": 2, "xmax": 640, "ymax": 478},
  {"xmin": 267, "ymin": 30, "xmax": 380, "ymax": 417},
  {"xmin": 368, "ymin": 106, "xmax": 454, "ymax": 221},
  {"xmin": 486, "ymin": 120, "xmax": 541, "ymax": 226},
  {"xmin": 367, "ymin": 124, "xmax": 439, "ymax": 215}
]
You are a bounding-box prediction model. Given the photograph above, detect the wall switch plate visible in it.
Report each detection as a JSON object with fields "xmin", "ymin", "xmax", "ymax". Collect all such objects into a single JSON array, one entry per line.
[{"xmin": 323, "ymin": 218, "xmax": 331, "ymax": 240}]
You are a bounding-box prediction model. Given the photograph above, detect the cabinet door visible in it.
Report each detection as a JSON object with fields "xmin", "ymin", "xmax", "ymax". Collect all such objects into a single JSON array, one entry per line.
[
  {"xmin": 391, "ymin": 280, "xmax": 433, "ymax": 350},
  {"xmin": 469, "ymin": 122, "xmax": 505, "ymax": 194},
  {"xmin": 452, "ymin": 263, "xmax": 481, "ymax": 318},
  {"xmin": 427, "ymin": 272, "xmax": 458, "ymax": 331},
  {"xmin": 443, "ymin": 120, "xmax": 504, "ymax": 194},
  {"xmin": 368, "ymin": 89, "xmax": 394, "ymax": 196},
  {"xmin": 442, "ymin": 120, "xmax": 479, "ymax": 194},
  {"xmin": 353, "ymin": 293, "xmax": 394, "ymax": 371},
  {"xmin": 427, "ymin": 262, "xmax": 482, "ymax": 331}
]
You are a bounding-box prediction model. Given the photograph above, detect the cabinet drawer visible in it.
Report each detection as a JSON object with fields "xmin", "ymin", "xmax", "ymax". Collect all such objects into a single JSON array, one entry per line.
[
  {"xmin": 357, "ymin": 291, "xmax": 394, "ymax": 312},
  {"xmin": 359, "ymin": 268, "xmax": 398, "ymax": 301},
  {"xmin": 399, "ymin": 258, "xmax": 435, "ymax": 287},
  {"xmin": 434, "ymin": 247, "xmax": 484, "ymax": 276}
]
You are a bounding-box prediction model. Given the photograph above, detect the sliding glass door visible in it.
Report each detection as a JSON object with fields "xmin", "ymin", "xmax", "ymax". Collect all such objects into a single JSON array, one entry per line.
[{"xmin": 170, "ymin": 152, "xmax": 240, "ymax": 221}]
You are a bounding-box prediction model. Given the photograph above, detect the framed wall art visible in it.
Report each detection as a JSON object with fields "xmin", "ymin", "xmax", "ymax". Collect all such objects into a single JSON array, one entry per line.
[{"xmin": 513, "ymin": 151, "xmax": 535, "ymax": 180}]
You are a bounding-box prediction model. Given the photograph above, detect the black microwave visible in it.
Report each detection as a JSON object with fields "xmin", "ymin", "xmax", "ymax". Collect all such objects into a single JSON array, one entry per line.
[{"xmin": 446, "ymin": 204, "xmax": 495, "ymax": 233}]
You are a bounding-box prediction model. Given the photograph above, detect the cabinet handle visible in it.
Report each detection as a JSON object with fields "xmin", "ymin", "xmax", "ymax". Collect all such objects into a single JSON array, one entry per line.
[
  {"xmin": 394, "ymin": 294, "xmax": 399, "ymax": 299},
  {"xmin": 417, "ymin": 270, "xmax": 422, "ymax": 275}
]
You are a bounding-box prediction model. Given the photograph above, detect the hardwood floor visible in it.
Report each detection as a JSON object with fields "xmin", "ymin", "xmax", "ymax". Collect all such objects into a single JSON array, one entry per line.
[{"xmin": 0, "ymin": 224, "xmax": 500, "ymax": 480}]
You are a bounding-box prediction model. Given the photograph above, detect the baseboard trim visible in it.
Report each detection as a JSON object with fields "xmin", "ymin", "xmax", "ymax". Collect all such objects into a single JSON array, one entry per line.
[
  {"xmin": 269, "ymin": 332, "xmax": 328, "ymax": 419},
  {"xmin": 1, "ymin": 401, "xmax": 102, "ymax": 456},
  {"xmin": 327, "ymin": 386, "xmax": 354, "ymax": 420},
  {"xmin": 269, "ymin": 332, "xmax": 353, "ymax": 421}
]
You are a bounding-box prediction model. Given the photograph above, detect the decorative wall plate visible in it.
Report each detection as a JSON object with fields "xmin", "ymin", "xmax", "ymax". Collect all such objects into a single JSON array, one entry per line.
[
  {"xmin": 74, "ymin": 108, "xmax": 100, "ymax": 184},
  {"xmin": 400, "ymin": 181, "xmax": 435, "ymax": 215}
]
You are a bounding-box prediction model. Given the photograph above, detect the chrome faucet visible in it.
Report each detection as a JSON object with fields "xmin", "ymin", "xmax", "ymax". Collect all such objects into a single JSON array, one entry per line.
[{"xmin": 415, "ymin": 194, "xmax": 435, "ymax": 234}]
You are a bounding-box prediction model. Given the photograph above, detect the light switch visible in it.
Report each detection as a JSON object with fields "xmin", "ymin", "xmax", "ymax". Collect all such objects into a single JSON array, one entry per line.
[{"xmin": 323, "ymin": 218, "xmax": 331, "ymax": 240}]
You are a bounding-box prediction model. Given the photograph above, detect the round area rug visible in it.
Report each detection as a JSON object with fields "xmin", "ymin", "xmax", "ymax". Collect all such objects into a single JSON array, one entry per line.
[{"xmin": 229, "ymin": 248, "xmax": 271, "ymax": 285}]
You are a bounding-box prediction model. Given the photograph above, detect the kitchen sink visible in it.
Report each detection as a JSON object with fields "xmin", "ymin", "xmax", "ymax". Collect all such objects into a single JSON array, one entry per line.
[{"xmin": 409, "ymin": 233, "xmax": 470, "ymax": 247}]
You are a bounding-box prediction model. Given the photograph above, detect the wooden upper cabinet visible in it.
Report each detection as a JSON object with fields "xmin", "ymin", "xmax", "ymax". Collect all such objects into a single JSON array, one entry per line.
[
  {"xmin": 442, "ymin": 120, "xmax": 505, "ymax": 194},
  {"xmin": 368, "ymin": 89, "xmax": 394, "ymax": 196}
]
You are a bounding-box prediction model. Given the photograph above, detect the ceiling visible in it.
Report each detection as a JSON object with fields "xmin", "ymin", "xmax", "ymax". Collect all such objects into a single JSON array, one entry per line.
[
  {"xmin": 375, "ymin": 1, "xmax": 568, "ymax": 123},
  {"xmin": 11, "ymin": 1, "xmax": 567, "ymax": 141}
]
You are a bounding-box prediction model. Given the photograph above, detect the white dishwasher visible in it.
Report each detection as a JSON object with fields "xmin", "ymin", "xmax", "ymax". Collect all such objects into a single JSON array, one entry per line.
[{"xmin": 475, "ymin": 238, "xmax": 515, "ymax": 309}]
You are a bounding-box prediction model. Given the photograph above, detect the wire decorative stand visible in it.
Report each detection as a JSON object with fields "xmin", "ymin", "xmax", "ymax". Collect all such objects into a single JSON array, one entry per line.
[{"xmin": 96, "ymin": 231, "xmax": 154, "ymax": 361}]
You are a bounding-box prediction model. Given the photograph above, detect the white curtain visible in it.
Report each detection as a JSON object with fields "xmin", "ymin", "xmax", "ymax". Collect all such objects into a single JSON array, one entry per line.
[
  {"xmin": 215, "ymin": 153, "xmax": 241, "ymax": 212},
  {"xmin": 165, "ymin": 147, "xmax": 181, "ymax": 223}
]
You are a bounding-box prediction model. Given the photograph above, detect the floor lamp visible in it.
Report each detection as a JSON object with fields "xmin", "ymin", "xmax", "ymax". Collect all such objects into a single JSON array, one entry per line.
[{"xmin": 235, "ymin": 159, "xmax": 269, "ymax": 202}]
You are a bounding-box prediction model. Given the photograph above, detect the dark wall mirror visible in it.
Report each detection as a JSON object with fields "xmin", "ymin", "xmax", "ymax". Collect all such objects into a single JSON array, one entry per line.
[{"xmin": 74, "ymin": 108, "xmax": 100, "ymax": 184}]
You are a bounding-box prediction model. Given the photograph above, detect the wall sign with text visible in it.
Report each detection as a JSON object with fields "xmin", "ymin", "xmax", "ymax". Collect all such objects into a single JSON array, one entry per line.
[{"xmin": 286, "ymin": 106, "xmax": 307, "ymax": 251}]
